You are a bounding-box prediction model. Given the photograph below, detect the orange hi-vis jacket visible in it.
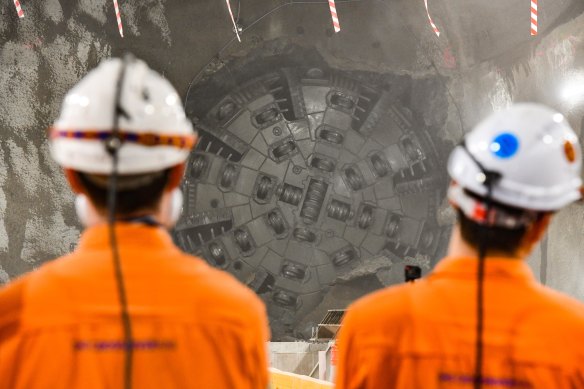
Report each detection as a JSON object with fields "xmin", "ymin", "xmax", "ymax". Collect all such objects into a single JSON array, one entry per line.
[
  {"xmin": 0, "ymin": 223, "xmax": 269, "ymax": 389},
  {"xmin": 336, "ymin": 256, "xmax": 584, "ymax": 389}
]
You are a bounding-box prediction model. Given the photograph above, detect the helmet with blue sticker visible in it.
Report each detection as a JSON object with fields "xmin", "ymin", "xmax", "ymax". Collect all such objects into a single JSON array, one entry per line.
[{"xmin": 448, "ymin": 103, "xmax": 582, "ymax": 212}]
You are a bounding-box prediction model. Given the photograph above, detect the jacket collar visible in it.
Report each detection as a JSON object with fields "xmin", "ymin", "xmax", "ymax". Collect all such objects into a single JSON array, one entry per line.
[
  {"xmin": 77, "ymin": 223, "xmax": 178, "ymax": 252},
  {"xmin": 430, "ymin": 256, "xmax": 536, "ymax": 283}
]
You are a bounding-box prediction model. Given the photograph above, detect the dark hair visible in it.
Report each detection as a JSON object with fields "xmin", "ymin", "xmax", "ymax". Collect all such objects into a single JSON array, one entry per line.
[
  {"xmin": 76, "ymin": 169, "xmax": 171, "ymax": 216},
  {"xmin": 457, "ymin": 201, "xmax": 549, "ymax": 256}
]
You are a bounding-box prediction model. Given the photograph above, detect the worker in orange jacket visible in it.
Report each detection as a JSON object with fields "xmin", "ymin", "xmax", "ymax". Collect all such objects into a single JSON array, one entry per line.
[
  {"xmin": 336, "ymin": 104, "xmax": 584, "ymax": 388},
  {"xmin": 0, "ymin": 57, "xmax": 269, "ymax": 389}
]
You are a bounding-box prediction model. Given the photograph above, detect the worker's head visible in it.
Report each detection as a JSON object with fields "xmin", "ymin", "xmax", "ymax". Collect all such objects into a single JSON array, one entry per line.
[
  {"xmin": 447, "ymin": 103, "xmax": 582, "ymax": 257},
  {"xmin": 49, "ymin": 56, "xmax": 197, "ymax": 227}
]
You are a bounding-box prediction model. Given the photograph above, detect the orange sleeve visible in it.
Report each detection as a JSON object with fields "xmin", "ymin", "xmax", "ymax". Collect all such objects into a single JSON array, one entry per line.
[
  {"xmin": 256, "ymin": 304, "xmax": 270, "ymax": 388},
  {"xmin": 245, "ymin": 297, "xmax": 270, "ymax": 388},
  {"xmin": 336, "ymin": 306, "xmax": 368, "ymax": 389},
  {"xmin": 0, "ymin": 277, "xmax": 26, "ymax": 341},
  {"xmin": 0, "ymin": 276, "xmax": 27, "ymax": 387},
  {"xmin": 570, "ymin": 340, "xmax": 584, "ymax": 387}
]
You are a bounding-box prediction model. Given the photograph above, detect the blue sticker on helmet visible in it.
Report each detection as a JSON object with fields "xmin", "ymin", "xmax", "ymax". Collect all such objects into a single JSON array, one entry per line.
[{"xmin": 491, "ymin": 133, "xmax": 519, "ymax": 158}]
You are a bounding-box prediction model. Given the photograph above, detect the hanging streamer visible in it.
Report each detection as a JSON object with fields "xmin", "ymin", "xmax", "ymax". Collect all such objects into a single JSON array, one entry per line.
[
  {"xmin": 530, "ymin": 0, "xmax": 538, "ymax": 36},
  {"xmin": 13, "ymin": 0, "xmax": 24, "ymax": 18},
  {"xmin": 328, "ymin": 0, "xmax": 340, "ymax": 33},
  {"xmin": 423, "ymin": 0, "xmax": 441, "ymax": 37},
  {"xmin": 113, "ymin": 0, "xmax": 124, "ymax": 38},
  {"xmin": 225, "ymin": 0, "xmax": 241, "ymax": 42}
]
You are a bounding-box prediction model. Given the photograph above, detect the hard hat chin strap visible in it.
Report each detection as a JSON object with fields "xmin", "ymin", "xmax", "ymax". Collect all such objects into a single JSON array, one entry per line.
[
  {"xmin": 108, "ymin": 54, "xmax": 135, "ymax": 389},
  {"xmin": 459, "ymin": 140, "xmax": 502, "ymax": 188},
  {"xmin": 459, "ymin": 140, "xmax": 500, "ymax": 389}
]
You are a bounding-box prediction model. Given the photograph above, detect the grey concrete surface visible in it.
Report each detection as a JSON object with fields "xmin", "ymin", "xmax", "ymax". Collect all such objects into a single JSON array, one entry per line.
[
  {"xmin": 269, "ymin": 341, "xmax": 328, "ymax": 375},
  {"xmin": 1, "ymin": 0, "xmax": 584, "ymax": 336}
]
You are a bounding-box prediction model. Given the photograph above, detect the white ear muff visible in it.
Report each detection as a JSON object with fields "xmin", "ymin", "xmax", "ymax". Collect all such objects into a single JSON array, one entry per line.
[
  {"xmin": 168, "ymin": 188, "xmax": 183, "ymax": 227},
  {"xmin": 75, "ymin": 194, "xmax": 91, "ymax": 227}
]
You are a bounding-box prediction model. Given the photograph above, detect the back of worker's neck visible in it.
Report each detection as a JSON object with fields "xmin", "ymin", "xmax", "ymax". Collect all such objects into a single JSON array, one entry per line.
[
  {"xmin": 446, "ymin": 224, "xmax": 527, "ymax": 261},
  {"xmin": 79, "ymin": 190, "xmax": 176, "ymax": 229},
  {"xmin": 86, "ymin": 211, "xmax": 163, "ymax": 228}
]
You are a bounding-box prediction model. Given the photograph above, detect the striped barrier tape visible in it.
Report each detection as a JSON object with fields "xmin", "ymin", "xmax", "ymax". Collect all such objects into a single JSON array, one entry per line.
[
  {"xmin": 531, "ymin": 0, "xmax": 538, "ymax": 36},
  {"xmin": 328, "ymin": 0, "xmax": 340, "ymax": 33},
  {"xmin": 113, "ymin": 0, "xmax": 124, "ymax": 37},
  {"xmin": 225, "ymin": 0, "xmax": 241, "ymax": 42},
  {"xmin": 424, "ymin": 0, "xmax": 440, "ymax": 37},
  {"xmin": 13, "ymin": 0, "xmax": 24, "ymax": 18}
]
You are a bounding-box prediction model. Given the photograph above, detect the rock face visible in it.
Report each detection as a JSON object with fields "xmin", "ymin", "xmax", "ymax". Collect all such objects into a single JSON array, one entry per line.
[
  {"xmin": 1, "ymin": 0, "xmax": 584, "ymax": 339},
  {"xmin": 0, "ymin": 0, "xmax": 113, "ymax": 278},
  {"xmin": 0, "ymin": 0, "xmax": 177, "ymax": 278}
]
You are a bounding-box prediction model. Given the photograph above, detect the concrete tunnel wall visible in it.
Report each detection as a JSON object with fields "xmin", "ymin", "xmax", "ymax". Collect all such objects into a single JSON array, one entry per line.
[{"xmin": 1, "ymin": 0, "xmax": 584, "ymax": 337}]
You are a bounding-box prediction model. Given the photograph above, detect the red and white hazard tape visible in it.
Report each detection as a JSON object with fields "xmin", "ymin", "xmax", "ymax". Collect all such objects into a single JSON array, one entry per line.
[
  {"xmin": 113, "ymin": 0, "xmax": 124, "ymax": 38},
  {"xmin": 328, "ymin": 0, "xmax": 340, "ymax": 33},
  {"xmin": 13, "ymin": 0, "xmax": 24, "ymax": 18},
  {"xmin": 423, "ymin": 0, "xmax": 440, "ymax": 37},
  {"xmin": 225, "ymin": 0, "xmax": 241, "ymax": 42},
  {"xmin": 530, "ymin": 0, "xmax": 538, "ymax": 36}
]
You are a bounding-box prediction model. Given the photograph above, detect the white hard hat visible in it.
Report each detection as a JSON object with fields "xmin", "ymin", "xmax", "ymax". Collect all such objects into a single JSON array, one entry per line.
[
  {"xmin": 448, "ymin": 103, "xmax": 582, "ymax": 212},
  {"xmin": 50, "ymin": 57, "xmax": 197, "ymax": 175}
]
